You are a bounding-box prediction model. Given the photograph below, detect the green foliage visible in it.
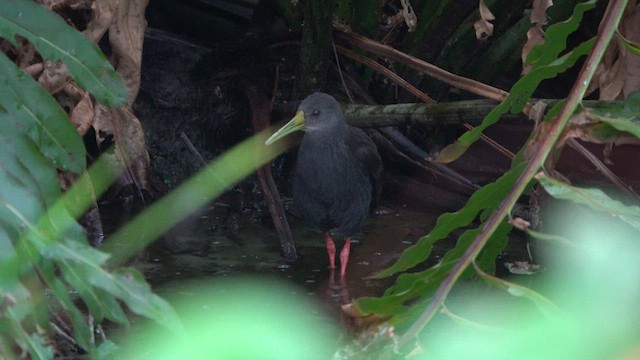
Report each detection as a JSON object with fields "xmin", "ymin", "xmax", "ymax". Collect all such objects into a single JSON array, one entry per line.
[
  {"xmin": 0, "ymin": 0, "xmax": 128, "ymax": 107},
  {"xmin": 0, "ymin": 2, "xmax": 173, "ymax": 358},
  {"xmin": 355, "ymin": 162, "xmax": 525, "ymax": 318},
  {"xmin": 353, "ymin": 1, "xmax": 640, "ymax": 356},
  {"xmin": 585, "ymin": 91, "xmax": 640, "ymax": 137},
  {"xmin": 119, "ymin": 278, "xmax": 339, "ymax": 360},
  {"xmin": 0, "ymin": 52, "xmax": 86, "ymax": 173},
  {"xmin": 537, "ymin": 174, "xmax": 640, "ymax": 232},
  {"xmin": 436, "ymin": 0, "xmax": 597, "ymax": 163}
]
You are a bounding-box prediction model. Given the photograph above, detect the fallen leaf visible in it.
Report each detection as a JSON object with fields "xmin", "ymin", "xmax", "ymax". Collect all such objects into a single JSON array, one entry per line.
[
  {"xmin": 589, "ymin": 3, "xmax": 640, "ymax": 100},
  {"xmin": 531, "ymin": 0, "xmax": 553, "ymax": 25},
  {"xmin": 474, "ymin": 0, "xmax": 495, "ymax": 40},
  {"xmin": 400, "ymin": 0, "xmax": 417, "ymax": 32},
  {"xmin": 38, "ymin": 60, "xmax": 69, "ymax": 94},
  {"xmin": 509, "ymin": 217, "xmax": 531, "ymax": 231},
  {"xmin": 479, "ymin": 0, "xmax": 495, "ymax": 21},
  {"xmin": 70, "ymin": 91, "xmax": 94, "ymax": 136}
]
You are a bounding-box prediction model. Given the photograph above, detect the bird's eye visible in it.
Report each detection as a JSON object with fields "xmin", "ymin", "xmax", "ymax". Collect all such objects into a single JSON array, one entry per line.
[{"xmin": 311, "ymin": 110, "xmax": 321, "ymax": 116}]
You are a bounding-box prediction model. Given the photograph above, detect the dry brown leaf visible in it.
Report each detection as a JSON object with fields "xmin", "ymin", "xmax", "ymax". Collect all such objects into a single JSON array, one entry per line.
[
  {"xmin": 474, "ymin": 20, "xmax": 494, "ymax": 40},
  {"xmin": 108, "ymin": 0, "xmax": 149, "ymax": 103},
  {"xmin": 93, "ymin": 104, "xmax": 150, "ymax": 190},
  {"xmin": 521, "ymin": 1, "xmax": 554, "ymax": 74},
  {"xmin": 474, "ymin": 0, "xmax": 495, "ymax": 40},
  {"xmin": 38, "ymin": 60, "xmax": 69, "ymax": 94},
  {"xmin": 16, "ymin": 1, "xmax": 154, "ymax": 200},
  {"xmin": 589, "ymin": 3, "xmax": 640, "ymax": 100},
  {"xmin": 400, "ymin": 0, "xmax": 417, "ymax": 32},
  {"xmin": 531, "ymin": 0, "xmax": 553, "ymax": 25},
  {"xmin": 479, "ymin": 0, "xmax": 495, "ymax": 21},
  {"xmin": 509, "ymin": 217, "xmax": 531, "ymax": 231},
  {"xmin": 70, "ymin": 91, "xmax": 95, "ymax": 136},
  {"xmin": 83, "ymin": 0, "xmax": 116, "ymax": 42}
]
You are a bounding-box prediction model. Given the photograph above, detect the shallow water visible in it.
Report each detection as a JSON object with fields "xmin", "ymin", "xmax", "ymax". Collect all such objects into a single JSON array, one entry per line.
[{"xmin": 117, "ymin": 201, "xmax": 441, "ymax": 315}]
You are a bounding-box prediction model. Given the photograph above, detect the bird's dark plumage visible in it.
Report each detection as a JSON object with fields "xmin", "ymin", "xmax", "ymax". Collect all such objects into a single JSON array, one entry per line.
[{"xmin": 266, "ymin": 92, "xmax": 382, "ymax": 275}]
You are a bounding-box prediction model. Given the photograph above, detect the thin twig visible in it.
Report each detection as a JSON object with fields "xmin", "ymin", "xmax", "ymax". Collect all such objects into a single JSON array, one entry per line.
[
  {"xmin": 335, "ymin": 45, "xmax": 435, "ymax": 104},
  {"xmin": 336, "ymin": 30, "xmax": 509, "ymax": 103},
  {"xmin": 567, "ymin": 138, "xmax": 640, "ymax": 201},
  {"xmin": 332, "ymin": 39, "xmax": 354, "ymax": 103},
  {"xmin": 180, "ymin": 131, "xmax": 206, "ymax": 167},
  {"xmin": 463, "ymin": 123, "xmax": 515, "ymax": 160}
]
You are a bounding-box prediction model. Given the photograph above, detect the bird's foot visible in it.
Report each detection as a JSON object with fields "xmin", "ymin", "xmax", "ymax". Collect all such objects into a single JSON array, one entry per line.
[
  {"xmin": 324, "ymin": 232, "xmax": 337, "ymax": 270},
  {"xmin": 339, "ymin": 237, "xmax": 352, "ymax": 277}
]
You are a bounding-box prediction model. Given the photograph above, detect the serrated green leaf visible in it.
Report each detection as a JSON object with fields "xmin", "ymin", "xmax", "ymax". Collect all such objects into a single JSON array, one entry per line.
[
  {"xmin": 356, "ymin": 221, "xmax": 512, "ymax": 318},
  {"xmin": 373, "ymin": 162, "xmax": 526, "ymax": 278},
  {"xmin": 0, "ymin": 0, "xmax": 127, "ymax": 106},
  {"xmin": 537, "ymin": 175, "xmax": 640, "ymax": 232},
  {"xmin": 43, "ymin": 235, "xmax": 127, "ymax": 325},
  {"xmin": 0, "ymin": 54, "xmax": 85, "ymax": 173},
  {"xmin": 58, "ymin": 261, "xmax": 108, "ymax": 322},
  {"xmin": 525, "ymin": 0, "xmax": 597, "ymax": 67},
  {"xmin": 436, "ymin": 0, "xmax": 597, "ymax": 163}
]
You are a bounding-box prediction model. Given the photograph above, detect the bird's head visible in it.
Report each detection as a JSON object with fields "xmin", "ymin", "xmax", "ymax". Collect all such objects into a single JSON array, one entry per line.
[{"xmin": 265, "ymin": 93, "xmax": 345, "ymax": 145}]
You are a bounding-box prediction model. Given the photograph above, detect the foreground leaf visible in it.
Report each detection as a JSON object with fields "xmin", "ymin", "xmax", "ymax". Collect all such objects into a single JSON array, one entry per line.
[
  {"xmin": 0, "ymin": 53, "xmax": 85, "ymax": 173},
  {"xmin": 537, "ymin": 174, "xmax": 640, "ymax": 232},
  {"xmin": 0, "ymin": 0, "xmax": 127, "ymax": 106}
]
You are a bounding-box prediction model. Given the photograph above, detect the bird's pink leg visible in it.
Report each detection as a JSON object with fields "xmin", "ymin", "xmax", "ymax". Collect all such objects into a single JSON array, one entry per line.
[
  {"xmin": 339, "ymin": 237, "xmax": 352, "ymax": 276},
  {"xmin": 324, "ymin": 232, "xmax": 336, "ymax": 269}
]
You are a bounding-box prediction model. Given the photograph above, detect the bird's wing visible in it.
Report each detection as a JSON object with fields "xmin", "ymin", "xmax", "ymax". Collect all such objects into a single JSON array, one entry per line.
[{"xmin": 347, "ymin": 126, "xmax": 383, "ymax": 208}]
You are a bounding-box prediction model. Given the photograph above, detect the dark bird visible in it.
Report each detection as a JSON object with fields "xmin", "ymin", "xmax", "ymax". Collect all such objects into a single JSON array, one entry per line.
[{"xmin": 266, "ymin": 93, "xmax": 382, "ymax": 276}]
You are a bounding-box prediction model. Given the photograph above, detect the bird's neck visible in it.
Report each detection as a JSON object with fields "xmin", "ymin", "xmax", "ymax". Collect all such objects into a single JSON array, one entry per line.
[{"xmin": 305, "ymin": 121, "xmax": 348, "ymax": 143}]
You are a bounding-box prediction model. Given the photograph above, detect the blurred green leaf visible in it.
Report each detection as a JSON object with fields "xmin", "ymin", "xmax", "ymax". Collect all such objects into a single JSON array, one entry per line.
[
  {"xmin": 5, "ymin": 308, "xmax": 54, "ymax": 359},
  {"xmin": 105, "ymin": 268, "xmax": 183, "ymax": 331},
  {"xmin": 119, "ymin": 278, "xmax": 339, "ymax": 360},
  {"xmin": 0, "ymin": 0, "xmax": 128, "ymax": 107},
  {"xmin": 41, "ymin": 265, "xmax": 93, "ymax": 351},
  {"xmin": 103, "ymin": 128, "xmax": 287, "ymax": 266},
  {"xmin": 474, "ymin": 262, "xmax": 561, "ymax": 318},
  {"xmin": 537, "ymin": 174, "xmax": 640, "ymax": 232}
]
